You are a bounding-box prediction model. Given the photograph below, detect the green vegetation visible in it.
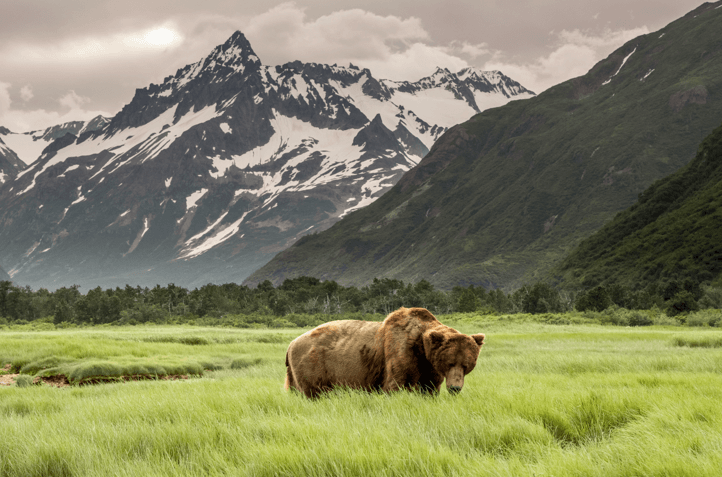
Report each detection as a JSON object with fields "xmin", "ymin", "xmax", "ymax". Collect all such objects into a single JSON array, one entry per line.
[
  {"xmin": 556, "ymin": 120, "xmax": 722, "ymax": 294},
  {"xmin": 2, "ymin": 275, "xmax": 720, "ymax": 329},
  {"xmin": 0, "ymin": 327, "xmax": 293, "ymax": 386},
  {"xmin": 246, "ymin": 3, "xmax": 722, "ymax": 291},
  {"xmin": 1, "ymin": 322, "xmax": 722, "ymax": 476}
]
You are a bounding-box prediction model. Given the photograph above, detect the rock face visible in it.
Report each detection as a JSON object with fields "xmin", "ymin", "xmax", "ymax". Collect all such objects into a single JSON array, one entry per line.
[
  {"xmin": 0, "ymin": 31, "xmax": 534, "ymax": 290},
  {"xmin": 245, "ymin": 2, "xmax": 722, "ymax": 290}
]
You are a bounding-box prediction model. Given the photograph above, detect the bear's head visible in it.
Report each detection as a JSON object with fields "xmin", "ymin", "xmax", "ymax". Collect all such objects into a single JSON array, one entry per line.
[{"xmin": 423, "ymin": 329, "xmax": 485, "ymax": 394}]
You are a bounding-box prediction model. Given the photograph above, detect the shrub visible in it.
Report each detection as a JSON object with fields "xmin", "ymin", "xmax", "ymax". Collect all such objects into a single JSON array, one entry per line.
[
  {"xmin": 537, "ymin": 314, "xmax": 571, "ymax": 325},
  {"xmin": 15, "ymin": 375, "xmax": 35, "ymax": 388},
  {"xmin": 628, "ymin": 311, "xmax": 654, "ymax": 327},
  {"xmin": 598, "ymin": 307, "xmax": 629, "ymax": 326},
  {"xmin": 269, "ymin": 318, "xmax": 296, "ymax": 328},
  {"xmin": 685, "ymin": 310, "xmax": 722, "ymax": 327}
]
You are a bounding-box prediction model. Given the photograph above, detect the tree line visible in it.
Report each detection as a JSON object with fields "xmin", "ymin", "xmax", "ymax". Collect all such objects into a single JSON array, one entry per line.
[{"xmin": 0, "ymin": 276, "xmax": 720, "ymax": 327}]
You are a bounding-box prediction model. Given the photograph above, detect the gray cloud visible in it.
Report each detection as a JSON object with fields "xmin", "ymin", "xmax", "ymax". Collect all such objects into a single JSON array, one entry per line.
[{"xmin": 0, "ymin": 0, "xmax": 707, "ymax": 132}]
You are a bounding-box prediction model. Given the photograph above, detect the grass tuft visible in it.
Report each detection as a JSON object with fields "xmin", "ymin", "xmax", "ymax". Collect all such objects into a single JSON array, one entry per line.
[
  {"xmin": 20, "ymin": 356, "xmax": 69, "ymax": 375},
  {"xmin": 230, "ymin": 357, "xmax": 264, "ymax": 369},
  {"xmin": 673, "ymin": 336, "xmax": 722, "ymax": 348},
  {"xmin": 141, "ymin": 335, "xmax": 211, "ymax": 345},
  {"xmin": 14, "ymin": 375, "xmax": 35, "ymax": 388}
]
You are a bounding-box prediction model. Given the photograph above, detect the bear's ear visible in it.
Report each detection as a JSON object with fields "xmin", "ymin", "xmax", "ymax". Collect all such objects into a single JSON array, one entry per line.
[
  {"xmin": 423, "ymin": 331, "xmax": 446, "ymax": 358},
  {"xmin": 429, "ymin": 331, "xmax": 446, "ymax": 346},
  {"xmin": 472, "ymin": 333, "xmax": 485, "ymax": 346}
]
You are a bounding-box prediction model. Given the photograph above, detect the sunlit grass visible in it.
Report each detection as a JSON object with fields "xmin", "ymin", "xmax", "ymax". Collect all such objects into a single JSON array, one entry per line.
[{"xmin": 1, "ymin": 322, "xmax": 721, "ymax": 476}]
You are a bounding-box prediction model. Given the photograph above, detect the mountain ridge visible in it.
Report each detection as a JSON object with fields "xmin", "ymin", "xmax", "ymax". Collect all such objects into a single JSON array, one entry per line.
[
  {"xmin": 0, "ymin": 31, "xmax": 534, "ymax": 290},
  {"xmin": 0, "ymin": 116, "xmax": 110, "ymax": 182},
  {"xmin": 245, "ymin": 1, "xmax": 722, "ymax": 290}
]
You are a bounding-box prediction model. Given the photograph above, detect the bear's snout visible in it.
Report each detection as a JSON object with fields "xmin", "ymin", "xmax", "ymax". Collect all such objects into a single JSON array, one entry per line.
[
  {"xmin": 448, "ymin": 385, "xmax": 462, "ymax": 395},
  {"xmin": 445, "ymin": 365, "xmax": 465, "ymax": 394}
]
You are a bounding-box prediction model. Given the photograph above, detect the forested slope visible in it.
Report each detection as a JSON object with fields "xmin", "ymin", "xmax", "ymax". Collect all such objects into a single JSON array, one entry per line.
[{"xmin": 556, "ymin": 120, "xmax": 722, "ymax": 289}]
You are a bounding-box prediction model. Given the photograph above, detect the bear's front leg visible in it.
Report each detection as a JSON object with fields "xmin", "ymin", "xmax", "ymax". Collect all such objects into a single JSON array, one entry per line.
[
  {"xmin": 417, "ymin": 373, "xmax": 443, "ymax": 395},
  {"xmin": 382, "ymin": 360, "xmax": 409, "ymax": 392}
]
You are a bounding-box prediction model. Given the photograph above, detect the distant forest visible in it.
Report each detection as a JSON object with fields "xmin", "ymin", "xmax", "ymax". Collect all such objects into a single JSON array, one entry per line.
[{"xmin": 1, "ymin": 275, "xmax": 720, "ymax": 328}]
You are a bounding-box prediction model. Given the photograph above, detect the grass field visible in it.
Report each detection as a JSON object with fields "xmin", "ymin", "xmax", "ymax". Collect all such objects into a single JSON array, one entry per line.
[{"xmin": 1, "ymin": 318, "xmax": 722, "ymax": 476}]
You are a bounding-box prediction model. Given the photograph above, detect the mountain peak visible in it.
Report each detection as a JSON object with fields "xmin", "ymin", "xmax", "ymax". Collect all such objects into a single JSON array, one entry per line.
[
  {"xmin": 227, "ymin": 30, "xmax": 250, "ymax": 47},
  {"xmin": 217, "ymin": 30, "xmax": 258, "ymax": 62},
  {"xmin": 162, "ymin": 30, "xmax": 260, "ymax": 93},
  {"xmin": 201, "ymin": 30, "xmax": 260, "ymax": 72}
]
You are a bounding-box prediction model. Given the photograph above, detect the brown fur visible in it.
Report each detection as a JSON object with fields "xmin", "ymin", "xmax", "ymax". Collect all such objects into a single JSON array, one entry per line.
[{"xmin": 285, "ymin": 307, "xmax": 485, "ymax": 397}]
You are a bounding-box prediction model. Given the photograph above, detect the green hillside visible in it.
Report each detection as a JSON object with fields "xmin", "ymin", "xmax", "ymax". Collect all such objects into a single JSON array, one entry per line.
[
  {"xmin": 246, "ymin": 2, "xmax": 722, "ymax": 290},
  {"xmin": 555, "ymin": 120, "xmax": 722, "ymax": 289}
]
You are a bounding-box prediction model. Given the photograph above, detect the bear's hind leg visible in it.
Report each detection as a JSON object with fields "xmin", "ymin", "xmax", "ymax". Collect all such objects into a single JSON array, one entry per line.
[{"xmin": 284, "ymin": 368, "xmax": 294, "ymax": 391}]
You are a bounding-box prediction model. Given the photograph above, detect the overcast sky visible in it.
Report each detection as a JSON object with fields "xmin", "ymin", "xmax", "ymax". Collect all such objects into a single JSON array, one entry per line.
[{"xmin": 0, "ymin": 0, "xmax": 707, "ymax": 132}]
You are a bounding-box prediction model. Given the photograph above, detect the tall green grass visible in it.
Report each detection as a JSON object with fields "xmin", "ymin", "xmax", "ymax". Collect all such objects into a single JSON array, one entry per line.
[{"xmin": 1, "ymin": 323, "xmax": 721, "ymax": 476}]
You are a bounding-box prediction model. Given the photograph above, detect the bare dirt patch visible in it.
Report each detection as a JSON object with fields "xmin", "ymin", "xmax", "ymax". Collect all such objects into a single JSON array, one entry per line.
[
  {"xmin": 37, "ymin": 375, "xmax": 70, "ymax": 388},
  {"xmin": 75, "ymin": 374, "xmax": 191, "ymax": 386},
  {"xmin": 0, "ymin": 364, "xmax": 17, "ymax": 386},
  {"xmin": 0, "ymin": 374, "xmax": 18, "ymax": 386}
]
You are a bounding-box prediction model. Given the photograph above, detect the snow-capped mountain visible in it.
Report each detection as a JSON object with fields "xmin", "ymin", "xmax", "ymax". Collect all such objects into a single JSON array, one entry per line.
[
  {"xmin": 0, "ymin": 116, "xmax": 109, "ymax": 183},
  {"xmin": 0, "ymin": 31, "xmax": 534, "ymax": 290}
]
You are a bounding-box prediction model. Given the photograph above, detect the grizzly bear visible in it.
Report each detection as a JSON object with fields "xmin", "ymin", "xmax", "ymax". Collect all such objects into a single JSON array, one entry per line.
[{"xmin": 285, "ymin": 307, "xmax": 485, "ymax": 397}]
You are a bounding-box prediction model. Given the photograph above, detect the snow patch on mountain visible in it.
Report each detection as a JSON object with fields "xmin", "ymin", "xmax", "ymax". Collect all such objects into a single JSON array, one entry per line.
[
  {"xmin": 391, "ymin": 87, "xmax": 475, "ymax": 129},
  {"xmin": 180, "ymin": 210, "xmax": 251, "ymax": 260},
  {"xmin": 603, "ymin": 47, "xmax": 637, "ymax": 85},
  {"xmin": 186, "ymin": 188, "xmax": 208, "ymax": 210},
  {"xmin": 17, "ymin": 103, "xmax": 221, "ymax": 191},
  {"xmin": 0, "ymin": 133, "xmax": 48, "ymax": 166}
]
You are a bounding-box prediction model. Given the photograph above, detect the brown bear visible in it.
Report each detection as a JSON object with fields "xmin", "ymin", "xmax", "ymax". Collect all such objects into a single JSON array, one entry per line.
[{"xmin": 285, "ymin": 307, "xmax": 485, "ymax": 397}]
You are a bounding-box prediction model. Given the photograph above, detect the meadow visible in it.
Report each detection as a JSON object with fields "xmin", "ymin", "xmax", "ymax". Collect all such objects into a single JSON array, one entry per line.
[{"xmin": 1, "ymin": 316, "xmax": 721, "ymax": 476}]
